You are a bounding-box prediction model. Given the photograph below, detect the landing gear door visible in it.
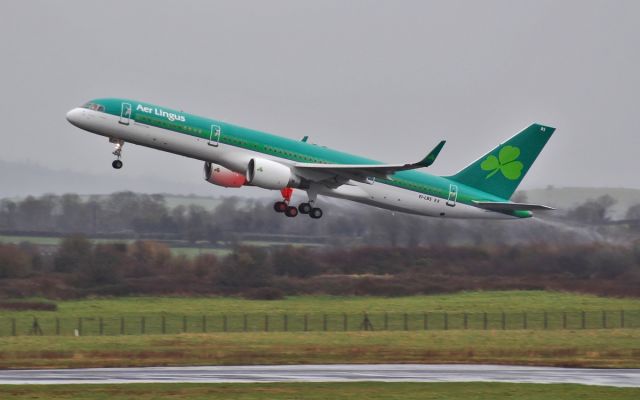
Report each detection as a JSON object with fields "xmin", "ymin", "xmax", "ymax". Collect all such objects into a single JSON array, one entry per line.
[
  {"xmin": 446, "ymin": 184, "xmax": 458, "ymax": 207},
  {"xmin": 208, "ymin": 125, "xmax": 221, "ymax": 147},
  {"xmin": 119, "ymin": 103, "xmax": 132, "ymax": 125}
]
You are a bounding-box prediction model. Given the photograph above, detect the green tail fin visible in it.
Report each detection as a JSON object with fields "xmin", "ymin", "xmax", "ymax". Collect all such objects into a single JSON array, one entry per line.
[{"xmin": 447, "ymin": 123, "xmax": 555, "ymax": 199}]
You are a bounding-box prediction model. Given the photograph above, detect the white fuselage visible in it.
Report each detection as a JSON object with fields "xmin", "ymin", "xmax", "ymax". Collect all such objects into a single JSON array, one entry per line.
[{"xmin": 66, "ymin": 108, "xmax": 513, "ymax": 219}]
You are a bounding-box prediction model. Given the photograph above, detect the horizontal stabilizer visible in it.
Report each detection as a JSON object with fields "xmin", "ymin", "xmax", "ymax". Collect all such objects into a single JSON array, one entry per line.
[{"xmin": 472, "ymin": 201, "xmax": 555, "ymax": 212}]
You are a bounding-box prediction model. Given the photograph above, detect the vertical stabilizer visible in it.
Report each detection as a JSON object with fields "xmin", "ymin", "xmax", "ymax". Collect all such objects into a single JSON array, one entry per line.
[{"xmin": 447, "ymin": 124, "xmax": 555, "ymax": 199}]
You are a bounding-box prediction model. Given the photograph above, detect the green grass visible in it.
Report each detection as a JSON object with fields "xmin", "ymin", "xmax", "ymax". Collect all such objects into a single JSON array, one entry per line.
[
  {"xmin": 0, "ymin": 235, "xmax": 137, "ymax": 246},
  {"xmin": 2, "ymin": 291, "xmax": 638, "ymax": 318},
  {"xmin": 0, "ymin": 382, "xmax": 639, "ymax": 400},
  {"xmin": 169, "ymin": 247, "xmax": 230, "ymax": 258},
  {"xmin": 0, "ymin": 329, "xmax": 639, "ymax": 369},
  {"xmin": 0, "ymin": 235, "xmax": 229, "ymax": 259}
]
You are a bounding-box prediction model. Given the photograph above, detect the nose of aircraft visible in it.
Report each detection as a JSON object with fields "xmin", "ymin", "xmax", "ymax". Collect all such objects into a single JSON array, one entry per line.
[{"xmin": 66, "ymin": 108, "xmax": 83, "ymax": 127}]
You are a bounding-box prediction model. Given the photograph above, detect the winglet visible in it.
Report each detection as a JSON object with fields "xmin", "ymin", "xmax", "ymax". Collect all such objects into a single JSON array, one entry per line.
[{"xmin": 417, "ymin": 140, "xmax": 446, "ymax": 167}]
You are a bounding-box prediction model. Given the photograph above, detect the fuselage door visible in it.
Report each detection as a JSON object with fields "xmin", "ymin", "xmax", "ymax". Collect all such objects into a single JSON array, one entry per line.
[
  {"xmin": 208, "ymin": 124, "xmax": 221, "ymax": 147},
  {"xmin": 446, "ymin": 184, "xmax": 458, "ymax": 207},
  {"xmin": 119, "ymin": 103, "xmax": 132, "ymax": 125}
]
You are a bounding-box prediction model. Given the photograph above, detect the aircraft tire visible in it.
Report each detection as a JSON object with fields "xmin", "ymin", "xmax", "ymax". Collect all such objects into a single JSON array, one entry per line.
[
  {"xmin": 274, "ymin": 201, "xmax": 287, "ymax": 213},
  {"xmin": 310, "ymin": 208, "xmax": 323, "ymax": 219},
  {"xmin": 285, "ymin": 206, "xmax": 299, "ymax": 217},
  {"xmin": 298, "ymin": 203, "xmax": 312, "ymax": 214},
  {"xmin": 112, "ymin": 160, "xmax": 123, "ymax": 169}
]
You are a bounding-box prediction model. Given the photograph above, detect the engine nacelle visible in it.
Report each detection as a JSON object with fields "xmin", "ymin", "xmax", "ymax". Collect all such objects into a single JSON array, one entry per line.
[
  {"xmin": 245, "ymin": 158, "xmax": 300, "ymax": 190},
  {"xmin": 203, "ymin": 162, "xmax": 246, "ymax": 188}
]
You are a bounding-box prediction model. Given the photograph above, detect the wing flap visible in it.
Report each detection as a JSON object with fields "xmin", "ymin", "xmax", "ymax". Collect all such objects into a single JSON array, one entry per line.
[{"xmin": 293, "ymin": 140, "xmax": 446, "ymax": 181}]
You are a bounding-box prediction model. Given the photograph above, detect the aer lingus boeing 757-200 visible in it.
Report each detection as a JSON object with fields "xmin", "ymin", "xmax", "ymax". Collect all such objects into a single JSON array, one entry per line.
[{"xmin": 66, "ymin": 98, "xmax": 555, "ymax": 220}]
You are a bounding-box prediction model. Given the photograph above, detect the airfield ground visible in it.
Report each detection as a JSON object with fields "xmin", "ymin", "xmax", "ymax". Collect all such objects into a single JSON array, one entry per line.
[
  {"xmin": 2, "ymin": 291, "xmax": 639, "ymax": 317},
  {"xmin": 0, "ymin": 329, "xmax": 638, "ymax": 369},
  {"xmin": 0, "ymin": 382, "xmax": 638, "ymax": 400},
  {"xmin": 0, "ymin": 291, "xmax": 639, "ymax": 369}
]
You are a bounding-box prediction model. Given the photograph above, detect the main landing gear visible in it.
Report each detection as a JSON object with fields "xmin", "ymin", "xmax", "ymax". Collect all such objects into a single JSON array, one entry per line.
[
  {"xmin": 273, "ymin": 188, "xmax": 323, "ymax": 219},
  {"xmin": 110, "ymin": 138, "xmax": 124, "ymax": 169}
]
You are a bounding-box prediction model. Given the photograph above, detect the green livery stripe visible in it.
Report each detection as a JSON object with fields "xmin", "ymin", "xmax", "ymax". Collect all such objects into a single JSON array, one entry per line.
[{"xmin": 92, "ymin": 98, "xmax": 520, "ymax": 213}]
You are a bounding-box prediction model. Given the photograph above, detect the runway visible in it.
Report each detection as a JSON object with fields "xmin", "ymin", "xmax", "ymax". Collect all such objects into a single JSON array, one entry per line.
[{"xmin": 0, "ymin": 364, "xmax": 639, "ymax": 387}]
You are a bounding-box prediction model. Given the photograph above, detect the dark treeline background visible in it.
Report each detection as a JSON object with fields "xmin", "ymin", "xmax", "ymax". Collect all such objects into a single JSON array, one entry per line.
[
  {"xmin": 0, "ymin": 239, "xmax": 639, "ymax": 299},
  {"xmin": 1, "ymin": 192, "xmax": 639, "ymax": 246},
  {"xmin": 1, "ymin": 191, "xmax": 639, "ymax": 299}
]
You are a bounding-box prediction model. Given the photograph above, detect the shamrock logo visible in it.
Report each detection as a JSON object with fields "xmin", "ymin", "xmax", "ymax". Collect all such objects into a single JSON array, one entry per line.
[{"xmin": 480, "ymin": 145, "xmax": 523, "ymax": 180}]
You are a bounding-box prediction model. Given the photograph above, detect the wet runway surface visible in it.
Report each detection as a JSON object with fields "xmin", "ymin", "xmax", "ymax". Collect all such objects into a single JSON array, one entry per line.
[{"xmin": 1, "ymin": 364, "xmax": 639, "ymax": 387}]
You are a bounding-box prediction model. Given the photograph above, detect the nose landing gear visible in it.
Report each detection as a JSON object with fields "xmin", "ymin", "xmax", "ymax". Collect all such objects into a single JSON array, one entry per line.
[{"xmin": 110, "ymin": 138, "xmax": 124, "ymax": 169}]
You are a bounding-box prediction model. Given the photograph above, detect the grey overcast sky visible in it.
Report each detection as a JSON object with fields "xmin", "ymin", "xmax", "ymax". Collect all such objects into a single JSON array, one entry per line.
[{"xmin": 1, "ymin": 0, "xmax": 639, "ymax": 195}]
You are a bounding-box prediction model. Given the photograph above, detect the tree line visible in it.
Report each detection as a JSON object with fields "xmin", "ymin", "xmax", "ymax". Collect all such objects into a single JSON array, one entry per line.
[
  {"xmin": 1, "ymin": 238, "xmax": 639, "ymax": 299},
  {"xmin": 1, "ymin": 192, "xmax": 638, "ymax": 246}
]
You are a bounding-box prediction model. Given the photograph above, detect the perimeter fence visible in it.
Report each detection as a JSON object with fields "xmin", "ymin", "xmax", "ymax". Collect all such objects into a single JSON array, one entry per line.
[{"xmin": 1, "ymin": 310, "xmax": 639, "ymax": 336}]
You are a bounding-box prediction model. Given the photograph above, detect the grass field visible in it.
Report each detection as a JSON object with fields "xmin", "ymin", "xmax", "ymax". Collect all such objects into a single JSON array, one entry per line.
[
  {"xmin": 1, "ymin": 292, "xmax": 639, "ymax": 369},
  {"xmin": 0, "ymin": 329, "xmax": 638, "ymax": 369},
  {"xmin": 0, "ymin": 235, "xmax": 229, "ymax": 258},
  {"xmin": 0, "ymin": 382, "xmax": 639, "ymax": 400},
  {"xmin": 1, "ymin": 291, "xmax": 638, "ymax": 318}
]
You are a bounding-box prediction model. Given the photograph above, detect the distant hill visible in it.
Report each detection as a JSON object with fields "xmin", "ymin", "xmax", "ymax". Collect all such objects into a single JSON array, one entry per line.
[
  {"xmin": 521, "ymin": 187, "xmax": 640, "ymax": 218},
  {"xmin": 0, "ymin": 160, "xmax": 216, "ymax": 198}
]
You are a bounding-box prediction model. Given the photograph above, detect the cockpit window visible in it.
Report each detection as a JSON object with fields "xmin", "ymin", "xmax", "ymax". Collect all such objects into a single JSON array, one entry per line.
[{"xmin": 82, "ymin": 102, "xmax": 105, "ymax": 112}]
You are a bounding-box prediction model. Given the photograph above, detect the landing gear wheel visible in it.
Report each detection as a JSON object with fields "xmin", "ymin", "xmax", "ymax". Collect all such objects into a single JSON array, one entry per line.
[
  {"xmin": 298, "ymin": 203, "xmax": 312, "ymax": 214},
  {"xmin": 285, "ymin": 206, "xmax": 299, "ymax": 217},
  {"xmin": 309, "ymin": 207, "xmax": 323, "ymax": 219},
  {"xmin": 112, "ymin": 160, "xmax": 123, "ymax": 169},
  {"xmin": 273, "ymin": 201, "xmax": 287, "ymax": 213}
]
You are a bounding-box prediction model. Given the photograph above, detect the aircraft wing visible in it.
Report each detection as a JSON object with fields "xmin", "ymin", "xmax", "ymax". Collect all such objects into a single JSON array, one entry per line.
[
  {"xmin": 293, "ymin": 140, "xmax": 446, "ymax": 183},
  {"xmin": 472, "ymin": 201, "xmax": 556, "ymax": 211}
]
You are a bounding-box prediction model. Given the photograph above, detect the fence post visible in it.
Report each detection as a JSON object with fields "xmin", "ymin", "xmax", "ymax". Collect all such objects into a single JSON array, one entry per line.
[
  {"xmin": 581, "ymin": 311, "xmax": 586, "ymax": 329},
  {"xmin": 403, "ymin": 313, "xmax": 408, "ymax": 331},
  {"xmin": 78, "ymin": 317, "xmax": 82, "ymax": 336},
  {"xmin": 523, "ymin": 312, "xmax": 527, "ymax": 330},
  {"xmin": 602, "ymin": 311, "xmax": 607, "ymax": 329},
  {"xmin": 162, "ymin": 316, "xmax": 166, "ymax": 334},
  {"xmin": 384, "ymin": 312, "xmax": 389, "ymax": 331},
  {"xmin": 323, "ymin": 314, "xmax": 327, "ymax": 331},
  {"xmin": 483, "ymin": 313, "xmax": 487, "ymax": 330},
  {"xmin": 543, "ymin": 312, "xmax": 548, "ymax": 330},
  {"xmin": 424, "ymin": 313, "xmax": 429, "ymax": 331},
  {"xmin": 56, "ymin": 318, "xmax": 60, "ymax": 336},
  {"xmin": 141, "ymin": 316, "xmax": 145, "ymax": 334},
  {"xmin": 621, "ymin": 310, "xmax": 625, "ymax": 328},
  {"xmin": 99, "ymin": 317, "xmax": 104, "ymax": 336},
  {"xmin": 120, "ymin": 317, "xmax": 125, "ymax": 335},
  {"xmin": 501, "ymin": 312, "xmax": 506, "ymax": 330},
  {"xmin": 183, "ymin": 316, "xmax": 187, "ymax": 333},
  {"xmin": 343, "ymin": 313, "xmax": 348, "ymax": 331},
  {"xmin": 264, "ymin": 315, "xmax": 269, "ymax": 332},
  {"xmin": 11, "ymin": 318, "xmax": 16, "ymax": 336},
  {"xmin": 223, "ymin": 315, "xmax": 227, "ymax": 332},
  {"xmin": 284, "ymin": 314, "xmax": 288, "ymax": 332},
  {"xmin": 243, "ymin": 314, "xmax": 248, "ymax": 332},
  {"xmin": 304, "ymin": 314, "xmax": 308, "ymax": 332}
]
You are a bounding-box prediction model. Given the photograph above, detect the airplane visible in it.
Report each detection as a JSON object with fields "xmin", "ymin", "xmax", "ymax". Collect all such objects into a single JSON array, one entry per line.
[{"xmin": 66, "ymin": 99, "xmax": 555, "ymax": 220}]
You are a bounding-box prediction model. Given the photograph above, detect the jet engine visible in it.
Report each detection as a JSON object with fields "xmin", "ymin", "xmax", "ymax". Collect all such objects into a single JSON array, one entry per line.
[
  {"xmin": 245, "ymin": 158, "xmax": 300, "ymax": 190},
  {"xmin": 203, "ymin": 162, "xmax": 246, "ymax": 188}
]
